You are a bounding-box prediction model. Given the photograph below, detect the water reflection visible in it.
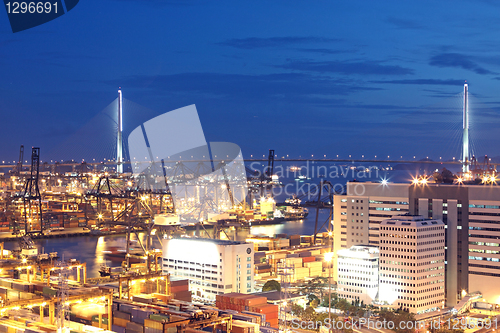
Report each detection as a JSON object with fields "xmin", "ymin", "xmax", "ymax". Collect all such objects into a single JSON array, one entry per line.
[{"xmin": 3, "ymin": 208, "xmax": 330, "ymax": 278}]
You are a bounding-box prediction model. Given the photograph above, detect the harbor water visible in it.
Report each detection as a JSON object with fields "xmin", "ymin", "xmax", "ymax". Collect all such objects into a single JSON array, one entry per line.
[{"xmin": 2, "ymin": 164, "xmax": 446, "ymax": 278}]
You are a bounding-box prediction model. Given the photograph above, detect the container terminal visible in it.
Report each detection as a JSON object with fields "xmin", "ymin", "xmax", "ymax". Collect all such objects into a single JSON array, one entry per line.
[
  {"xmin": 0, "ymin": 238, "xmax": 289, "ymax": 333},
  {"xmin": 0, "ymin": 141, "xmax": 330, "ymax": 333},
  {"xmin": 0, "ymin": 146, "xmax": 307, "ymax": 242},
  {"xmin": 0, "ymin": 229, "xmax": 338, "ymax": 333}
]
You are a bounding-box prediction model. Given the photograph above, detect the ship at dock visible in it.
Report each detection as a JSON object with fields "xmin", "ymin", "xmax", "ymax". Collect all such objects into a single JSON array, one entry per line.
[
  {"xmin": 151, "ymin": 196, "xmax": 308, "ymax": 229},
  {"xmin": 203, "ymin": 196, "xmax": 308, "ymax": 226}
]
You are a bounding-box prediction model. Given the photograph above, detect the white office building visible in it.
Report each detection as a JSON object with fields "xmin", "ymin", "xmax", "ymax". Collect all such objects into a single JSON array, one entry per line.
[
  {"xmin": 162, "ymin": 238, "xmax": 254, "ymax": 301},
  {"xmin": 333, "ymin": 181, "xmax": 500, "ymax": 306},
  {"xmin": 379, "ymin": 215, "xmax": 445, "ymax": 314},
  {"xmin": 337, "ymin": 245, "xmax": 379, "ymax": 305},
  {"xmin": 333, "ymin": 182, "xmax": 409, "ymax": 254}
]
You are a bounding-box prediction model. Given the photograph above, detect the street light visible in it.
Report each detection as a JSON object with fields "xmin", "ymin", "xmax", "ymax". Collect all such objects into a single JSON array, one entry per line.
[{"xmin": 325, "ymin": 251, "xmax": 334, "ymax": 333}]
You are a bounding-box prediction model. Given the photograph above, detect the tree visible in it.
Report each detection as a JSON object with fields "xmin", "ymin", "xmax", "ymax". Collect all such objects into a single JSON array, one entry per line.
[
  {"xmin": 432, "ymin": 168, "xmax": 456, "ymax": 184},
  {"xmin": 432, "ymin": 171, "xmax": 443, "ymax": 183},
  {"xmin": 291, "ymin": 303, "xmax": 304, "ymax": 318},
  {"xmin": 336, "ymin": 298, "xmax": 351, "ymax": 313},
  {"xmin": 378, "ymin": 309, "xmax": 416, "ymax": 333},
  {"xmin": 441, "ymin": 168, "xmax": 455, "ymax": 184},
  {"xmin": 302, "ymin": 306, "xmax": 318, "ymax": 321},
  {"xmin": 310, "ymin": 299, "xmax": 319, "ymax": 308},
  {"xmin": 307, "ymin": 293, "xmax": 320, "ymax": 305},
  {"xmin": 262, "ymin": 280, "xmax": 281, "ymax": 292},
  {"xmin": 300, "ymin": 277, "xmax": 328, "ymax": 300}
]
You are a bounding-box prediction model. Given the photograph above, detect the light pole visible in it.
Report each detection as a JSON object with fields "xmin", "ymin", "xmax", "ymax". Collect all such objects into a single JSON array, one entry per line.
[{"xmin": 325, "ymin": 250, "xmax": 334, "ymax": 333}]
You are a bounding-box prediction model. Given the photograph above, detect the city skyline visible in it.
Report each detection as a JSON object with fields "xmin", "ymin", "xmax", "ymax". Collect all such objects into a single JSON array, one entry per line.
[{"xmin": 2, "ymin": 2, "xmax": 500, "ymax": 162}]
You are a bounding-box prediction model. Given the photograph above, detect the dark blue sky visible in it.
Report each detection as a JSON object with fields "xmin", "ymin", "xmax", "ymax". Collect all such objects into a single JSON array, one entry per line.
[{"xmin": 1, "ymin": 0, "xmax": 500, "ymax": 163}]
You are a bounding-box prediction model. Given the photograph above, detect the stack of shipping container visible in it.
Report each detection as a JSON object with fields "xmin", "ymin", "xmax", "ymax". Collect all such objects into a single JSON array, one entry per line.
[
  {"xmin": 215, "ymin": 293, "xmax": 278, "ymax": 328},
  {"xmin": 169, "ymin": 279, "xmax": 191, "ymax": 302}
]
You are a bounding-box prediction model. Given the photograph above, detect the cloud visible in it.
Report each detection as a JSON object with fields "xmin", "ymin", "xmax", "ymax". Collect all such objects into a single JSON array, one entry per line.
[
  {"xmin": 429, "ymin": 53, "xmax": 494, "ymax": 75},
  {"xmin": 104, "ymin": 72, "xmax": 382, "ymax": 106},
  {"xmin": 385, "ymin": 17, "xmax": 424, "ymax": 30},
  {"xmin": 371, "ymin": 79, "xmax": 465, "ymax": 86},
  {"xmin": 217, "ymin": 36, "xmax": 338, "ymax": 49},
  {"xmin": 277, "ymin": 60, "xmax": 414, "ymax": 75},
  {"xmin": 422, "ymin": 89, "xmax": 462, "ymax": 98},
  {"xmin": 297, "ymin": 48, "xmax": 354, "ymax": 55}
]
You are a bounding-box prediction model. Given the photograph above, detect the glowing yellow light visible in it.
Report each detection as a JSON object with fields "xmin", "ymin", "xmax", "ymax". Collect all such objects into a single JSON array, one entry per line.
[
  {"xmin": 324, "ymin": 252, "xmax": 334, "ymax": 262},
  {"xmin": 411, "ymin": 178, "xmax": 419, "ymax": 185},
  {"xmin": 328, "ymin": 231, "xmax": 333, "ymax": 237},
  {"xmin": 98, "ymin": 214, "xmax": 103, "ymax": 219}
]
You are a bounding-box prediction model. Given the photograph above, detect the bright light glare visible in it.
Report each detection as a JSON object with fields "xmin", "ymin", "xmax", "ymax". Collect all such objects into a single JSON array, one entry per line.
[{"xmin": 324, "ymin": 252, "xmax": 334, "ymax": 262}]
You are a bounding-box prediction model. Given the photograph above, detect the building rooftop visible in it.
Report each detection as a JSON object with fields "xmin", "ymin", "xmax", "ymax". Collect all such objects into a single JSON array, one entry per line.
[
  {"xmin": 381, "ymin": 214, "xmax": 444, "ymax": 227},
  {"xmin": 337, "ymin": 245, "xmax": 379, "ymax": 258}
]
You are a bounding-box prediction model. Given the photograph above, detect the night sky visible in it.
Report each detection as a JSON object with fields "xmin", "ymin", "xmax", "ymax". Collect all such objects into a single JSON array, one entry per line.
[{"xmin": 1, "ymin": 0, "xmax": 500, "ymax": 163}]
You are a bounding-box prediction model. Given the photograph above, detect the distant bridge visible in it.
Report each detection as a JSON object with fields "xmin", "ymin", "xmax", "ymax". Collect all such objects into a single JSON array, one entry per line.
[{"xmin": 0, "ymin": 158, "xmax": 465, "ymax": 170}]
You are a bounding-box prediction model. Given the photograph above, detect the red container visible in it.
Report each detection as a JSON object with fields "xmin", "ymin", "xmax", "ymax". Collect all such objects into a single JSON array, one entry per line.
[{"xmin": 244, "ymin": 296, "xmax": 267, "ymax": 306}]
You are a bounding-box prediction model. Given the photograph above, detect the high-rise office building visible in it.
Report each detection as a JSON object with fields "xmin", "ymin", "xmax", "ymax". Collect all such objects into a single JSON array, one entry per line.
[
  {"xmin": 379, "ymin": 215, "xmax": 445, "ymax": 313},
  {"xmin": 333, "ymin": 181, "xmax": 500, "ymax": 305}
]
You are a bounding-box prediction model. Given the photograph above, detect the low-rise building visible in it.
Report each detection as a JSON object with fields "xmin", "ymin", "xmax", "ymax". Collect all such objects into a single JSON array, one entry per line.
[
  {"xmin": 162, "ymin": 238, "xmax": 254, "ymax": 301},
  {"xmin": 336, "ymin": 245, "xmax": 379, "ymax": 305}
]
